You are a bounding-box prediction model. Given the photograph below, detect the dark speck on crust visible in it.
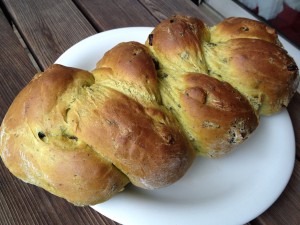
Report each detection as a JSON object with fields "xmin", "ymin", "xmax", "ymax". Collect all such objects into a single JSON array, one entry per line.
[{"xmin": 148, "ymin": 34, "xmax": 153, "ymax": 46}]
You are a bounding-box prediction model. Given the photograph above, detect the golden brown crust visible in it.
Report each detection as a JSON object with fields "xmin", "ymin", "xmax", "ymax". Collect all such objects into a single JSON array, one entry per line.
[
  {"xmin": 0, "ymin": 65, "xmax": 129, "ymax": 206},
  {"xmin": 91, "ymin": 41, "xmax": 195, "ymax": 188},
  {"xmin": 204, "ymin": 38, "xmax": 299, "ymax": 114},
  {"xmin": 145, "ymin": 15, "xmax": 210, "ymax": 74},
  {"xmin": 156, "ymin": 69, "xmax": 259, "ymax": 157},
  {"xmin": 0, "ymin": 52, "xmax": 195, "ymax": 205},
  {"xmin": 208, "ymin": 17, "xmax": 299, "ymax": 114},
  {"xmin": 67, "ymin": 87, "xmax": 194, "ymax": 188},
  {"xmin": 180, "ymin": 73, "xmax": 258, "ymax": 157},
  {"xmin": 210, "ymin": 17, "xmax": 282, "ymax": 46},
  {"xmin": 146, "ymin": 15, "xmax": 259, "ymax": 157},
  {"xmin": 95, "ymin": 42, "xmax": 161, "ymax": 104},
  {"xmin": 0, "ymin": 15, "xmax": 299, "ymax": 206},
  {"xmin": 146, "ymin": 15, "xmax": 299, "ymax": 115}
]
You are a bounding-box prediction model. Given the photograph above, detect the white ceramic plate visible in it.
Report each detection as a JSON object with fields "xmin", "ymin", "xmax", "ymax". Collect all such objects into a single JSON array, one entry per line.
[{"xmin": 55, "ymin": 27, "xmax": 295, "ymax": 225}]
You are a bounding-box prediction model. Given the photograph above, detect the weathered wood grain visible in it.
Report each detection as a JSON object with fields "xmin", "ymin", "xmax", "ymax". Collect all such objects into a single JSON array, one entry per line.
[
  {"xmin": 0, "ymin": 159, "xmax": 119, "ymax": 225},
  {"xmin": 138, "ymin": 0, "xmax": 222, "ymax": 25},
  {"xmin": 288, "ymin": 93, "xmax": 300, "ymax": 159},
  {"xmin": 0, "ymin": 1, "xmax": 299, "ymax": 225},
  {"xmin": 73, "ymin": 0, "xmax": 222, "ymax": 32},
  {"xmin": 0, "ymin": 8, "xmax": 36, "ymax": 121},
  {"xmin": 73, "ymin": 0, "xmax": 158, "ymax": 31},
  {"xmin": 2, "ymin": 0, "xmax": 96, "ymax": 70},
  {"xmin": 0, "ymin": 5, "xmax": 118, "ymax": 225}
]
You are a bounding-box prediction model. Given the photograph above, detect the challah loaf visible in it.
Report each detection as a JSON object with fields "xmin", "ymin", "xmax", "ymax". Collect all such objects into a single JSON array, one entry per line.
[
  {"xmin": 0, "ymin": 15, "xmax": 298, "ymax": 206},
  {"xmin": 209, "ymin": 17, "xmax": 282, "ymax": 45}
]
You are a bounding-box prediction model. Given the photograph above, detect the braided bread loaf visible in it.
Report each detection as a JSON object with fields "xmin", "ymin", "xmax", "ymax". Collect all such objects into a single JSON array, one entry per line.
[{"xmin": 0, "ymin": 15, "xmax": 298, "ymax": 206}]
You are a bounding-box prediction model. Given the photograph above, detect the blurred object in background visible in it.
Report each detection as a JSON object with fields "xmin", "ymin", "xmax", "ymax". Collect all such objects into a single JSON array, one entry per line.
[
  {"xmin": 284, "ymin": 0, "xmax": 300, "ymax": 11},
  {"xmin": 236, "ymin": 0, "xmax": 300, "ymax": 49},
  {"xmin": 239, "ymin": 0, "xmax": 283, "ymax": 20}
]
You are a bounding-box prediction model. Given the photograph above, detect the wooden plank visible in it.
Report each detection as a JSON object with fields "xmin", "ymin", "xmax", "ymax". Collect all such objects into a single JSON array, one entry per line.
[
  {"xmin": 0, "ymin": 159, "xmax": 119, "ymax": 225},
  {"xmin": 0, "ymin": 6, "xmax": 118, "ymax": 225},
  {"xmin": 2, "ymin": 0, "xmax": 96, "ymax": 70},
  {"xmin": 0, "ymin": 8, "xmax": 36, "ymax": 120},
  {"xmin": 288, "ymin": 93, "xmax": 300, "ymax": 159},
  {"xmin": 138, "ymin": 0, "xmax": 222, "ymax": 26},
  {"xmin": 73, "ymin": 0, "xmax": 158, "ymax": 31},
  {"xmin": 1, "ymin": 1, "xmax": 299, "ymax": 225},
  {"xmin": 73, "ymin": 0, "xmax": 222, "ymax": 32}
]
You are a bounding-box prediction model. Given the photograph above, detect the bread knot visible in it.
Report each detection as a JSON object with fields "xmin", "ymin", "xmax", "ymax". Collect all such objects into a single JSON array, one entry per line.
[{"xmin": 0, "ymin": 15, "xmax": 298, "ymax": 206}]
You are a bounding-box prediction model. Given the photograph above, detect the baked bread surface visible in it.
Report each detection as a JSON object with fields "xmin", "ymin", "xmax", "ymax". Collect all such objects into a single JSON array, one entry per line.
[
  {"xmin": 0, "ymin": 62, "xmax": 194, "ymax": 205},
  {"xmin": 0, "ymin": 15, "xmax": 298, "ymax": 205},
  {"xmin": 146, "ymin": 15, "xmax": 299, "ymax": 115},
  {"xmin": 146, "ymin": 15, "xmax": 259, "ymax": 156}
]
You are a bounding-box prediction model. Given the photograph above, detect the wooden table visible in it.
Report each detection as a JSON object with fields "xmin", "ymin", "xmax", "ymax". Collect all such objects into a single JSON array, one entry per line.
[{"xmin": 0, "ymin": 0, "xmax": 299, "ymax": 224}]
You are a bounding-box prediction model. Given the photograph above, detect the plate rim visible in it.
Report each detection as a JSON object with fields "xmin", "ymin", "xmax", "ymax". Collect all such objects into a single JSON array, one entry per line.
[{"xmin": 55, "ymin": 27, "xmax": 296, "ymax": 225}]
